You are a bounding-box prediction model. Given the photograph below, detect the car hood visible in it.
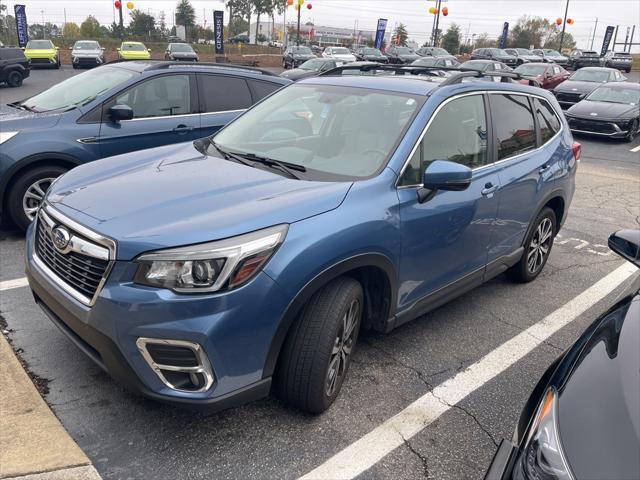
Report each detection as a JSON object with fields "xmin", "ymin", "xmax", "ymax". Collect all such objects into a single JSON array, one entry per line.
[
  {"xmin": 399, "ymin": 54, "xmax": 421, "ymax": 61},
  {"xmin": 46, "ymin": 141, "xmax": 353, "ymax": 260},
  {"xmin": 0, "ymin": 103, "xmax": 63, "ymax": 129},
  {"xmin": 280, "ymin": 68, "xmax": 317, "ymax": 80},
  {"xmin": 331, "ymin": 54, "xmax": 356, "ymax": 62},
  {"xmin": 170, "ymin": 52, "xmax": 197, "ymax": 58},
  {"xmin": 520, "ymin": 55, "xmax": 540, "ymax": 61},
  {"xmin": 121, "ymin": 50, "xmax": 150, "ymax": 58},
  {"xmin": 72, "ymin": 49, "xmax": 102, "ymax": 56},
  {"xmin": 558, "ymin": 293, "xmax": 639, "ymax": 480},
  {"xmin": 363, "ymin": 55, "xmax": 387, "ymax": 61},
  {"xmin": 554, "ymin": 80, "xmax": 603, "ymax": 94},
  {"xmin": 24, "ymin": 48, "xmax": 56, "ymax": 56},
  {"xmin": 293, "ymin": 54, "xmax": 316, "ymax": 60},
  {"xmin": 566, "ymin": 100, "xmax": 638, "ymax": 120}
]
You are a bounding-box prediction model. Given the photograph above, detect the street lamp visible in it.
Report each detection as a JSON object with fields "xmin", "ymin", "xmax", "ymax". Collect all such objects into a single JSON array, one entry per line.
[{"xmin": 558, "ymin": 0, "xmax": 575, "ymax": 52}]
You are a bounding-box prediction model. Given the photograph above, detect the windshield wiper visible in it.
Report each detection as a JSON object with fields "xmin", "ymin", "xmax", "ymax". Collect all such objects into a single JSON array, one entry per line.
[
  {"xmin": 210, "ymin": 141, "xmax": 255, "ymax": 168},
  {"xmin": 235, "ymin": 152, "xmax": 306, "ymax": 180}
]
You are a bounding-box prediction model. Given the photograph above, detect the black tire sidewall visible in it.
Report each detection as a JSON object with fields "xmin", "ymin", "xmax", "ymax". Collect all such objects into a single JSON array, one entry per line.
[
  {"xmin": 7, "ymin": 166, "xmax": 68, "ymax": 231},
  {"xmin": 7, "ymin": 70, "xmax": 23, "ymax": 87},
  {"xmin": 510, "ymin": 207, "xmax": 557, "ymax": 283}
]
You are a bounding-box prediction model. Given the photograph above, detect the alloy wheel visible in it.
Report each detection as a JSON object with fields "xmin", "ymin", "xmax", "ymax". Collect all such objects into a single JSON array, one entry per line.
[
  {"xmin": 22, "ymin": 177, "xmax": 55, "ymax": 222},
  {"xmin": 325, "ymin": 298, "xmax": 360, "ymax": 397},
  {"xmin": 527, "ymin": 218, "xmax": 553, "ymax": 274}
]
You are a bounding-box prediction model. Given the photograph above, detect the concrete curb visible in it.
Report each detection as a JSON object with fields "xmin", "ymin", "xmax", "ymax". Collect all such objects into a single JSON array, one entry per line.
[{"xmin": 0, "ymin": 334, "xmax": 100, "ymax": 480}]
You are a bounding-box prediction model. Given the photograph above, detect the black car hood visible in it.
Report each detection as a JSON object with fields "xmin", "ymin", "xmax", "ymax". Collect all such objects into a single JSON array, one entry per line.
[
  {"xmin": 567, "ymin": 100, "xmax": 639, "ymax": 120},
  {"xmin": 558, "ymin": 293, "xmax": 640, "ymax": 480},
  {"xmin": 293, "ymin": 54, "xmax": 316, "ymax": 61},
  {"xmin": 554, "ymin": 80, "xmax": 603, "ymax": 95},
  {"xmin": 363, "ymin": 55, "xmax": 387, "ymax": 61},
  {"xmin": 171, "ymin": 52, "xmax": 197, "ymax": 58},
  {"xmin": 280, "ymin": 68, "xmax": 317, "ymax": 80}
]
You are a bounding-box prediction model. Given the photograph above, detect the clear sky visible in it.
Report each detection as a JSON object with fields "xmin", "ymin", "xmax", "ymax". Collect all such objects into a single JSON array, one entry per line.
[{"xmin": 3, "ymin": 0, "xmax": 639, "ymax": 52}]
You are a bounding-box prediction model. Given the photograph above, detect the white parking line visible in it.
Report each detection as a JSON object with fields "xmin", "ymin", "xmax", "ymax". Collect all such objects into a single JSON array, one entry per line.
[
  {"xmin": 630, "ymin": 145, "xmax": 640, "ymax": 153},
  {"xmin": 0, "ymin": 277, "xmax": 29, "ymax": 292},
  {"xmin": 300, "ymin": 262, "xmax": 637, "ymax": 480}
]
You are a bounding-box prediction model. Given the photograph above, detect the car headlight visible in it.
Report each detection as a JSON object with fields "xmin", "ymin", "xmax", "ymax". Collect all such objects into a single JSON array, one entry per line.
[
  {"xmin": 516, "ymin": 388, "xmax": 575, "ymax": 480},
  {"xmin": 0, "ymin": 131, "xmax": 19, "ymax": 145},
  {"xmin": 134, "ymin": 224, "xmax": 288, "ymax": 293}
]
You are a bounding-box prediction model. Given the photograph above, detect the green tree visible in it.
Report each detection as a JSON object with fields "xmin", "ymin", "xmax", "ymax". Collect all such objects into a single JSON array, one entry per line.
[
  {"xmin": 80, "ymin": 16, "xmax": 102, "ymax": 38},
  {"xmin": 227, "ymin": 0, "xmax": 252, "ymax": 36},
  {"xmin": 508, "ymin": 16, "xmax": 553, "ymax": 48},
  {"xmin": 0, "ymin": 5, "xmax": 19, "ymax": 45},
  {"xmin": 393, "ymin": 23, "xmax": 408, "ymax": 46},
  {"xmin": 62, "ymin": 22, "xmax": 81, "ymax": 39},
  {"xmin": 544, "ymin": 31, "xmax": 576, "ymax": 52},
  {"xmin": 175, "ymin": 0, "xmax": 196, "ymax": 28},
  {"xmin": 441, "ymin": 23, "xmax": 461, "ymax": 54},
  {"xmin": 474, "ymin": 33, "xmax": 495, "ymax": 49},
  {"xmin": 252, "ymin": 0, "xmax": 272, "ymax": 44},
  {"xmin": 128, "ymin": 10, "xmax": 156, "ymax": 37}
]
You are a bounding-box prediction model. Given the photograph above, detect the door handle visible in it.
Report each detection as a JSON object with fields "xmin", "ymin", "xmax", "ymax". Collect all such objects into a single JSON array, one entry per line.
[
  {"xmin": 481, "ymin": 182, "xmax": 498, "ymax": 197},
  {"xmin": 538, "ymin": 164, "xmax": 551, "ymax": 175},
  {"xmin": 173, "ymin": 124, "xmax": 194, "ymax": 133}
]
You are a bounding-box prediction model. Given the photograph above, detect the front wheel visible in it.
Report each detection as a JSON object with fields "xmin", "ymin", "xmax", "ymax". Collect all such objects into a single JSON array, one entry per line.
[
  {"xmin": 7, "ymin": 166, "xmax": 68, "ymax": 231},
  {"xmin": 276, "ymin": 277, "xmax": 363, "ymax": 414},
  {"xmin": 508, "ymin": 207, "xmax": 556, "ymax": 283},
  {"xmin": 625, "ymin": 119, "xmax": 638, "ymax": 143},
  {"xmin": 6, "ymin": 70, "xmax": 23, "ymax": 87}
]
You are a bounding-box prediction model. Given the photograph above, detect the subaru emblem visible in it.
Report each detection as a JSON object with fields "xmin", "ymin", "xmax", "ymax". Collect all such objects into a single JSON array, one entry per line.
[{"xmin": 52, "ymin": 226, "xmax": 71, "ymax": 252}]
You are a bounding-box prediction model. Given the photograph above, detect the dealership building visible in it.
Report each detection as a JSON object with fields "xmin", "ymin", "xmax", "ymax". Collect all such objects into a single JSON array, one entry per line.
[{"xmin": 248, "ymin": 21, "xmax": 391, "ymax": 46}]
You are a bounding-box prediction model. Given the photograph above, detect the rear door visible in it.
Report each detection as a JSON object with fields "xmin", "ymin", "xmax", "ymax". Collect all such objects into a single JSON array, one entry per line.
[
  {"xmin": 396, "ymin": 93, "xmax": 500, "ymax": 311},
  {"xmin": 487, "ymin": 93, "xmax": 559, "ymax": 263},
  {"xmin": 98, "ymin": 73, "xmax": 199, "ymax": 157},
  {"xmin": 195, "ymin": 73, "xmax": 255, "ymax": 139}
]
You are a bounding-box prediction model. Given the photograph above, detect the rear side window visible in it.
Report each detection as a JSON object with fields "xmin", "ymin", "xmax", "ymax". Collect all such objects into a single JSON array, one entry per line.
[
  {"xmin": 533, "ymin": 98, "xmax": 561, "ymax": 143},
  {"xmin": 399, "ymin": 94, "xmax": 488, "ymax": 186},
  {"xmin": 490, "ymin": 94, "xmax": 536, "ymax": 160},
  {"xmin": 198, "ymin": 75, "xmax": 252, "ymax": 113},
  {"xmin": 247, "ymin": 80, "xmax": 282, "ymax": 103},
  {"xmin": 114, "ymin": 74, "xmax": 192, "ymax": 119}
]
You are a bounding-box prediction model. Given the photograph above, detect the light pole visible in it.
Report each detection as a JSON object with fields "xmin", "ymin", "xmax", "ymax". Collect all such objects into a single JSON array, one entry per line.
[
  {"xmin": 559, "ymin": 0, "xmax": 570, "ymax": 51},
  {"xmin": 433, "ymin": 0, "xmax": 443, "ymax": 46}
]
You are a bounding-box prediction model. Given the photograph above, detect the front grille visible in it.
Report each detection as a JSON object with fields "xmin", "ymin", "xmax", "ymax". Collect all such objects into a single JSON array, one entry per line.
[
  {"xmin": 30, "ymin": 58, "xmax": 54, "ymax": 64},
  {"xmin": 35, "ymin": 218, "xmax": 109, "ymax": 300},
  {"xmin": 555, "ymin": 92, "xmax": 582, "ymax": 104},
  {"xmin": 569, "ymin": 118, "xmax": 616, "ymax": 134}
]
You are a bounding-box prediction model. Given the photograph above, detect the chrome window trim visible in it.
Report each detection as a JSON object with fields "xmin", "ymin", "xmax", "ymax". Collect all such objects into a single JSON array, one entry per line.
[
  {"xmin": 123, "ymin": 108, "xmax": 246, "ymax": 122},
  {"xmin": 136, "ymin": 338, "xmax": 215, "ymax": 393},
  {"xmin": 396, "ymin": 90, "xmax": 564, "ymax": 189},
  {"xmin": 33, "ymin": 204, "xmax": 116, "ymax": 307}
]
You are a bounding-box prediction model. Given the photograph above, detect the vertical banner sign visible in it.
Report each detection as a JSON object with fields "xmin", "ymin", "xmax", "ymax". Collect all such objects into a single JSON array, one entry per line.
[
  {"xmin": 213, "ymin": 10, "xmax": 224, "ymax": 54},
  {"xmin": 499, "ymin": 22, "xmax": 509, "ymax": 49},
  {"xmin": 600, "ymin": 26, "xmax": 615, "ymax": 56},
  {"xmin": 374, "ymin": 18, "xmax": 388, "ymax": 50},
  {"xmin": 14, "ymin": 5, "xmax": 29, "ymax": 48}
]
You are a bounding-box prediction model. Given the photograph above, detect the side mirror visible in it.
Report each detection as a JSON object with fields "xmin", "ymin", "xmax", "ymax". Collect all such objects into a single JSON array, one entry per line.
[
  {"xmin": 117, "ymin": 48, "xmax": 121, "ymax": 51},
  {"xmin": 108, "ymin": 104, "xmax": 134, "ymax": 122},
  {"xmin": 608, "ymin": 230, "xmax": 640, "ymax": 268},
  {"xmin": 101, "ymin": 47, "xmax": 105, "ymax": 51},
  {"xmin": 148, "ymin": 48, "xmax": 152, "ymax": 52},
  {"xmin": 69, "ymin": 47, "xmax": 73, "ymax": 51},
  {"xmin": 418, "ymin": 160, "xmax": 472, "ymax": 203}
]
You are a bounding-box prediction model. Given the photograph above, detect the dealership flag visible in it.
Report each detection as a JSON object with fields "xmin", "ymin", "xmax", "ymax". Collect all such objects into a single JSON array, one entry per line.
[
  {"xmin": 14, "ymin": 5, "xmax": 28, "ymax": 48},
  {"xmin": 214, "ymin": 10, "xmax": 224, "ymax": 54},
  {"xmin": 601, "ymin": 26, "xmax": 615, "ymax": 56},
  {"xmin": 374, "ymin": 18, "xmax": 388, "ymax": 50}
]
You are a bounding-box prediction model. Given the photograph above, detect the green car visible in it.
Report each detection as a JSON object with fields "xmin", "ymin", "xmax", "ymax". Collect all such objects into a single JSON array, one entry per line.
[
  {"xmin": 24, "ymin": 39, "xmax": 60, "ymax": 68},
  {"xmin": 117, "ymin": 41, "xmax": 151, "ymax": 61}
]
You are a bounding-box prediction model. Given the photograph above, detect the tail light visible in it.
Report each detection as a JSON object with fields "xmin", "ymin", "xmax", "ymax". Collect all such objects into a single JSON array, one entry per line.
[{"xmin": 571, "ymin": 142, "xmax": 581, "ymax": 162}]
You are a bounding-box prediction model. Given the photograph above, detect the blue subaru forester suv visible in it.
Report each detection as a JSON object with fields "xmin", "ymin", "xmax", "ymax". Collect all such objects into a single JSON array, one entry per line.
[
  {"xmin": 0, "ymin": 61, "xmax": 289, "ymax": 230},
  {"xmin": 26, "ymin": 69, "xmax": 579, "ymax": 413}
]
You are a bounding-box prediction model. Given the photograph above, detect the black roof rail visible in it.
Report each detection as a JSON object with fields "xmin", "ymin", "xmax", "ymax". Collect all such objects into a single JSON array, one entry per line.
[
  {"xmin": 318, "ymin": 63, "xmax": 540, "ymax": 88},
  {"xmin": 103, "ymin": 59, "xmax": 277, "ymax": 76}
]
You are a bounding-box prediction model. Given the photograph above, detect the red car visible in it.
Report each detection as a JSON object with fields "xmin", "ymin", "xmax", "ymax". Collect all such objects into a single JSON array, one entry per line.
[{"xmin": 515, "ymin": 62, "xmax": 570, "ymax": 90}]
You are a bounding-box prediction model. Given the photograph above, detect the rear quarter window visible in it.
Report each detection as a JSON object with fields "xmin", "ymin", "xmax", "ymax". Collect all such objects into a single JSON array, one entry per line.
[
  {"xmin": 198, "ymin": 74, "xmax": 252, "ymax": 113},
  {"xmin": 533, "ymin": 98, "xmax": 561, "ymax": 144},
  {"xmin": 247, "ymin": 79, "xmax": 283, "ymax": 103},
  {"xmin": 490, "ymin": 93, "xmax": 537, "ymax": 160}
]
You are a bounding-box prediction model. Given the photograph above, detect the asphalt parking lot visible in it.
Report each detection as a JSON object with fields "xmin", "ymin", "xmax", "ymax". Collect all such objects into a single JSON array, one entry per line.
[{"xmin": 1, "ymin": 67, "xmax": 639, "ymax": 480}]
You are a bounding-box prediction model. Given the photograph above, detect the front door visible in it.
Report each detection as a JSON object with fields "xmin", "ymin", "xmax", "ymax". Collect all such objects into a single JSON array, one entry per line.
[
  {"xmin": 396, "ymin": 93, "xmax": 500, "ymax": 312},
  {"xmin": 99, "ymin": 73, "xmax": 200, "ymax": 158}
]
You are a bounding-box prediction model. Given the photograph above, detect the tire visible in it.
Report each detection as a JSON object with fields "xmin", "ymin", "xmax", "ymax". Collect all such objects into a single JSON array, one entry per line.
[
  {"xmin": 508, "ymin": 207, "xmax": 557, "ymax": 283},
  {"xmin": 276, "ymin": 277, "xmax": 364, "ymax": 414},
  {"xmin": 54, "ymin": 57, "xmax": 61, "ymax": 69},
  {"xmin": 6, "ymin": 70, "xmax": 23, "ymax": 87},
  {"xmin": 7, "ymin": 165, "xmax": 68, "ymax": 231},
  {"xmin": 625, "ymin": 119, "xmax": 638, "ymax": 143},
  {"xmin": 625, "ymin": 68, "xmax": 631, "ymax": 73}
]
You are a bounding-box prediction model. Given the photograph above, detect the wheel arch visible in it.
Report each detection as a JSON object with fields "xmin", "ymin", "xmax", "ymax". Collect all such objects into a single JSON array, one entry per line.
[
  {"xmin": 262, "ymin": 252, "xmax": 398, "ymax": 379},
  {"xmin": 520, "ymin": 190, "xmax": 567, "ymax": 246},
  {"xmin": 1, "ymin": 153, "xmax": 81, "ymax": 216}
]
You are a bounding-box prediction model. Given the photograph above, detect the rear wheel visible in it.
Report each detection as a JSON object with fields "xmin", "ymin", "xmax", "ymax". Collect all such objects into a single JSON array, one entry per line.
[
  {"xmin": 508, "ymin": 207, "xmax": 556, "ymax": 283},
  {"xmin": 6, "ymin": 70, "xmax": 23, "ymax": 87},
  {"xmin": 276, "ymin": 277, "xmax": 363, "ymax": 414},
  {"xmin": 7, "ymin": 166, "xmax": 68, "ymax": 231}
]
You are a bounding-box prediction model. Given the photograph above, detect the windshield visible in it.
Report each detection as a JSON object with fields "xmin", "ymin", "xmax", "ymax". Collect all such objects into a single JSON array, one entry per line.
[
  {"xmin": 73, "ymin": 41, "xmax": 100, "ymax": 50},
  {"xmin": 20, "ymin": 65, "xmax": 137, "ymax": 112},
  {"xmin": 489, "ymin": 48, "xmax": 510, "ymax": 56},
  {"xmin": 293, "ymin": 46, "xmax": 312, "ymax": 54},
  {"xmin": 170, "ymin": 43, "xmax": 194, "ymax": 52},
  {"xmin": 122, "ymin": 43, "xmax": 146, "ymax": 51},
  {"xmin": 26, "ymin": 40, "xmax": 53, "ymax": 49},
  {"xmin": 430, "ymin": 48, "xmax": 449, "ymax": 56},
  {"xmin": 462, "ymin": 61, "xmax": 488, "ymax": 71},
  {"xmin": 362, "ymin": 48, "xmax": 382, "ymax": 55},
  {"xmin": 515, "ymin": 64, "xmax": 547, "ymax": 76},
  {"xmin": 211, "ymin": 84, "xmax": 423, "ymax": 180},
  {"xmin": 300, "ymin": 59, "xmax": 328, "ymax": 71},
  {"xmin": 613, "ymin": 52, "xmax": 631, "ymax": 57},
  {"xmin": 569, "ymin": 69, "xmax": 611, "ymax": 82},
  {"xmin": 544, "ymin": 50, "xmax": 562, "ymax": 57},
  {"xmin": 413, "ymin": 58, "xmax": 438, "ymax": 66},
  {"xmin": 516, "ymin": 48, "xmax": 533, "ymax": 55},
  {"xmin": 586, "ymin": 86, "xmax": 639, "ymax": 105},
  {"xmin": 396, "ymin": 47, "xmax": 415, "ymax": 54},
  {"xmin": 332, "ymin": 48, "xmax": 350, "ymax": 55}
]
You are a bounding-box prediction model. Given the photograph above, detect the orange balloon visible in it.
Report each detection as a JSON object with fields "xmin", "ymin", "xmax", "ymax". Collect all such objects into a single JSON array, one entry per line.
[
  {"xmin": 442, "ymin": 6, "xmax": 448, "ymax": 16},
  {"xmin": 287, "ymin": 0, "xmax": 293, "ymax": 5},
  {"xmin": 566, "ymin": 18, "xmax": 574, "ymax": 25},
  {"xmin": 555, "ymin": 17, "xmax": 562, "ymax": 25}
]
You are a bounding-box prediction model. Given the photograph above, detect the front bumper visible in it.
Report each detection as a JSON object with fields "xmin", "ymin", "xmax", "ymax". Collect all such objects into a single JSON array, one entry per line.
[
  {"xmin": 484, "ymin": 439, "xmax": 518, "ymax": 480},
  {"xmin": 72, "ymin": 56, "xmax": 103, "ymax": 67},
  {"xmin": 567, "ymin": 117, "xmax": 632, "ymax": 138},
  {"xmin": 25, "ymin": 220, "xmax": 291, "ymax": 411}
]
